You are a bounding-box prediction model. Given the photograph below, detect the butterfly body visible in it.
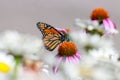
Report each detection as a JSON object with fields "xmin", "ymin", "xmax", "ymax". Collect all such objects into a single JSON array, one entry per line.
[{"xmin": 37, "ymin": 22, "xmax": 66, "ymax": 51}]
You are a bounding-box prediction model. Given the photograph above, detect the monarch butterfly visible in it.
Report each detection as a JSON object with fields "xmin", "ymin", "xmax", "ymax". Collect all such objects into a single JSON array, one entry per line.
[{"xmin": 37, "ymin": 22, "xmax": 66, "ymax": 51}]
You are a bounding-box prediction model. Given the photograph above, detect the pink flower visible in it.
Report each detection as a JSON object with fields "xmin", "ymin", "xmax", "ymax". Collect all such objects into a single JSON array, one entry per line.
[
  {"xmin": 53, "ymin": 42, "xmax": 81, "ymax": 73},
  {"xmin": 103, "ymin": 18, "xmax": 118, "ymax": 34},
  {"xmin": 90, "ymin": 8, "xmax": 118, "ymax": 34}
]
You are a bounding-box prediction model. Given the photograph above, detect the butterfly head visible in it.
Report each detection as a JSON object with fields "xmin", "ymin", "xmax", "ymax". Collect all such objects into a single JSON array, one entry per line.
[
  {"xmin": 36, "ymin": 22, "xmax": 40, "ymax": 28},
  {"xmin": 37, "ymin": 22, "xmax": 46, "ymax": 30}
]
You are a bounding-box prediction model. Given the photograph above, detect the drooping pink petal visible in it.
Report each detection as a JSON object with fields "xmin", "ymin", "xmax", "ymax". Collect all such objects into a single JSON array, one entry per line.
[
  {"xmin": 75, "ymin": 53, "xmax": 81, "ymax": 59},
  {"xmin": 103, "ymin": 19, "xmax": 110, "ymax": 30},
  {"xmin": 113, "ymin": 22, "xmax": 117, "ymax": 29},
  {"xmin": 103, "ymin": 19, "xmax": 118, "ymax": 34},
  {"xmin": 68, "ymin": 57, "xmax": 72, "ymax": 63},
  {"xmin": 53, "ymin": 57, "xmax": 63, "ymax": 73},
  {"xmin": 66, "ymin": 57, "xmax": 69, "ymax": 63},
  {"xmin": 73, "ymin": 55, "xmax": 80, "ymax": 63},
  {"xmin": 107, "ymin": 19, "xmax": 115, "ymax": 29},
  {"xmin": 69, "ymin": 56, "xmax": 76, "ymax": 63}
]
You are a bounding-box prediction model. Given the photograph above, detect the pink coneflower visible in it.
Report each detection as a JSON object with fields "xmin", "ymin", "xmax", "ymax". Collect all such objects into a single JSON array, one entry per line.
[
  {"xmin": 90, "ymin": 8, "xmax": 117, "ymax": 34},
  {"xmin": 53, "ymin": 42, "xmax": 81, "ymax": 73}
]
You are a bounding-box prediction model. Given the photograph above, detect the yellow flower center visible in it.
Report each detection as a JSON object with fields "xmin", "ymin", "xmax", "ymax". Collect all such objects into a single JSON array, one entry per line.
[{"xmin": 0, "ymin": 62, "xmax": 10, "ymax": 73}]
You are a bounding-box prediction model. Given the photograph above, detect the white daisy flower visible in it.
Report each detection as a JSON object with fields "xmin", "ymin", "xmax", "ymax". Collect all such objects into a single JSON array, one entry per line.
[
  {"xmin": 22, "ymin": 34, "xmax": 43, "ymax": 57},
  {"xmin": 70, "ymin": 31, "xmax": 113, "ymax": 50},
  {"xmin": 49, "ymin": 71, "xmax": 65, "ymax": 80},
  {"xmin": 75, "ymin": 18, "xmax": 118, "ymax": 35},
  {"xmin": 0, "ymin": 39, "xmax": 6, "ymax": 50},
  {"xmin": 63, "ymin": 55, "xmax": 117, "ymax": 80},
  {"xmin": 0, "ymin": 52, "xmax": 15, "ymax": 73},
  {"xmin": 75, "ymin": 18, "xmax": 103, "ymax": 30},
  {"xmin": 0, "ymin": 51, "xmax": 15, "ymax": 80},
  {"xmin": 0, "ymin": 30, "xmax": 23, "ymax": 55},
  {"xmin": 92, "ymin": 61, "xmax": 116, "ymax": 80},
  {"xmin": 105, "ymin": 28, "xmax": 119, "ymax": 35},
  {"xmin": 63, "ymin": 56, "xmax": 97, "ymax": 79},
  {"xmin": 89, "ymin": 47, "xmax": 119, "ymax": 62},
  {"xmin": 0, "ymin": 30, "xmax": 44, "ymax": 57}
]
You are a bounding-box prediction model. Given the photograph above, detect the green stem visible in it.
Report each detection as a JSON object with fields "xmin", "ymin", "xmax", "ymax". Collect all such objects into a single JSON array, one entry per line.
[
  {"xmin": 13, "ymin": 56, "xmax": 22, "ymax": 80},
  {"xmin": 98, "ymin": 17, "xmax": 103, "ymax": 25}
]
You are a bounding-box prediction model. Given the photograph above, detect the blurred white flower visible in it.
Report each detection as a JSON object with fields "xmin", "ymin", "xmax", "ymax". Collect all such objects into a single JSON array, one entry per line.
[
  {"xmin": 70, "ymin": 31, "xmax": 113, "ymax": 50},
  {"xmin": 89, "ymin": 47, "xmax": 119, "ymax": 62},
  {"xmin": 49, "ymin": 71, "xmax": 65, "ymax": 80},
  {"xmin": 43, "ymin": 53, "xmax": 57, "ymax": 66},
  {"xmin": 63, "ymin": 63, "xmax": 80, "ymax": 79},
  {"xmin": 106, "ymin": 28, "xmax": 119, "ymax": 34},
  {"xmin": 37, "ymin": 52, "xmax": 67, "ymax": 80},
  {"xmin": 63, "ymin": 55, "xmax": 118, "ymax": 80},
  {"xmin": 75, "ymin": 18, "xmax": 118, "ymax": 35},
  {"xmin": 22, "ymin": 34, "xmax": 43, "ymax": 57},
  {"xmin": 75, "ymin": 18, "xmax": 103, "ymax": 30},
  {"xmin": 0, "ymin": 39, "xmax": 6, "ymax": 50},
  {"xmin": 0, "ymin": 30, "xmax": 23, "ymax": 55},
  {"xmin": 63, "ymin": 56, "xmax": 96, "ymax": 79},
  {"xmin": 0, "ymin": 30, "xmax": 43, "ymax": 57},
  {"xmin": 92, "ymin": 62, "xmax": 116, "ymax": 80},
  {"xmin": 0, "ymin": 52, "xmax": 15, "ymax": 73},
  {"xmin": 0, "ymin": 51, "xmax": 15, "ymax": 80}
]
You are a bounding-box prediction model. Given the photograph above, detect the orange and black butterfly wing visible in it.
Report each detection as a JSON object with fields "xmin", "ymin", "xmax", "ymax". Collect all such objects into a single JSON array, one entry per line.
[
  {"xmin": 37, "ymin": 22, "xmax": 49, "ymax": 37},
  {"xmin": 43, "ymin": 34, "xmax": 62, "ymax": 51},
  {"xmin": 37, "ymin": 22, "xmax": 65, "ymax": 51}
]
